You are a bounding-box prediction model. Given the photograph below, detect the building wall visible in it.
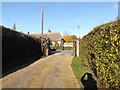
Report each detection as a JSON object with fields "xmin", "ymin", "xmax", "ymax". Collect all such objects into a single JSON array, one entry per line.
[{"xmin": 63, "ymin": 42, "xmax": 73, "ymax": 47}]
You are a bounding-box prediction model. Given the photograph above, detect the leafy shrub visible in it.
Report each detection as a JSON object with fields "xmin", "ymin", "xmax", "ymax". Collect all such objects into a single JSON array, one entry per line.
[{"xmin": 79, "ymin": 19, "xmax": 120, "ymax": 88}]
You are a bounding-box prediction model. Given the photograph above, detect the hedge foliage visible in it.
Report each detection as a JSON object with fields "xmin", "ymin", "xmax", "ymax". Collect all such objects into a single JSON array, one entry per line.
[
  {"xmin": 2, "ymin": 26, "xmax": 42, "ymax": 75},
  {"xmin": 79, "ymin": 19, "xmax": 120, "ymax": 88}
]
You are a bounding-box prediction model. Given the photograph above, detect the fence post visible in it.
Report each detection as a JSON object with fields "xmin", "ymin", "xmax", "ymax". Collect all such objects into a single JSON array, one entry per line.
[
  {"xmin": 61, "ymin": 39, "xmax": 64, "ymax": 50},
  {"xmin": 76, "ymin": 40, "xmax": 80, "ymax": 57},
  {"xmin": 73, "ymin": 39, "xmax": 76, "ymax": 56}
]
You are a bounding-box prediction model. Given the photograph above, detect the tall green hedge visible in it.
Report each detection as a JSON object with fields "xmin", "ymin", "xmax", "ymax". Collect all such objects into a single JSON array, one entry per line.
[
  {"xmin": 2, "ymin": 26, "xmax": 42, "ymax": 75},
  {"xmin": 79, "ymin": 19, "xmax": 120, "ymax": 88}
]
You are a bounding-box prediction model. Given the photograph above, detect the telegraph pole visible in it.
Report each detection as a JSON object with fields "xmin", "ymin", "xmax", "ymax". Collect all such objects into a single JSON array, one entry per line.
[
  {"xmin": 41, "ymin": 6, "xmax": 44, "ymax": 35},
  {"xmin": 41, "ymin": 6, "xmax": 44, "ymax": 53},
  {"xmin": 77, "ymin": 25, "xmax": 80, "ymax": 57},
  {"xmin": 78, "ymin": 25, "xmax": 80, "ymax": 39}
]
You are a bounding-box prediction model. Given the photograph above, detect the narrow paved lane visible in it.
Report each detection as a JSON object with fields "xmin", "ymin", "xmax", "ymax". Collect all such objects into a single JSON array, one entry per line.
[{"xmin": 2, "ymin": 50, "xmax": 80, "ymax": 88}]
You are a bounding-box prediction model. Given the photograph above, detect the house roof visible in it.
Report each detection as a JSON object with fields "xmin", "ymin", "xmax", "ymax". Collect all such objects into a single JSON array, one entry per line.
[{"xmin": 27, "ymin": 32, "xmax": 62, "ymax": 41}]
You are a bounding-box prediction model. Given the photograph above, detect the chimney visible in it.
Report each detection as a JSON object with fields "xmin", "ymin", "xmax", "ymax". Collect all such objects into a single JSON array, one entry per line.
[{"xmin": 48, "ymin": 29, "xmax": 51, "ymax": 33}]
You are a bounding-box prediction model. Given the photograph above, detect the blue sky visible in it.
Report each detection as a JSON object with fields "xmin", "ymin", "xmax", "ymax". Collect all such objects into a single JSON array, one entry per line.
[{"xmin": 2, "ymin": 2, "xmax": 118, "ymax": 37}]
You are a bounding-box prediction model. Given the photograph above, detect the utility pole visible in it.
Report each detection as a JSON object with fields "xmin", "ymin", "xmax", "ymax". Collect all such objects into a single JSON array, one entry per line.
[
  {"xmin": 41, "ymin": 6, "xmax": 44, "ymax": 35},
  {"xmin": 78, "ymin": 25, "xmax": 80, "ymax": 39},
  {"xmin": 77, "ymin": 25, "xmax": 80, "ymax": 57},
  {"xmin": 41, "ymin": 6, "xmax": 44, "ymax": 53}
]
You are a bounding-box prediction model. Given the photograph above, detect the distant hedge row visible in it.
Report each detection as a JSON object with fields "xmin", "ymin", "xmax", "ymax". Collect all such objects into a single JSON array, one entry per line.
[
  {"xmin": 2, "ymin": 26, "xmax": 42, "ymax": 74},
  {"xmin": 79, "ymin": 19, "xmax": 120, "ymax": 88}
]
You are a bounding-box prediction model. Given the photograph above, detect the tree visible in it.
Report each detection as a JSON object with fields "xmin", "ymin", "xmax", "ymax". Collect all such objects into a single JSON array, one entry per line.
[
  {"xmin": 71, "ymin": 35, "xmax": 78, "ymax": 40},
  {"xmin": 116, "ymin": 16, "xmax": 120, "ymax": 20},
  {"xmin": 12, "ymin": 24, "xmax": 16, "ymax": 31},
  {"xmin": 64, "ymin": 35, "xmax": 77, "ymax": 42}
]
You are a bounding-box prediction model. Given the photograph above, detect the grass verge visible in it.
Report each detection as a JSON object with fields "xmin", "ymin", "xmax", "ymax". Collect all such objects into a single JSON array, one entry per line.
[
  {"xmin": 71, "ymin": 57, "xmax": 85, "ymax": 88},
  {"xmin": 71, "ymin": 57, "xmax": 97, "ymax": 88}
]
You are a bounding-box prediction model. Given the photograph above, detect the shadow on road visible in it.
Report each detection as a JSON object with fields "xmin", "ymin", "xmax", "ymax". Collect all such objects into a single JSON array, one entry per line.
[
  {"xmin": 2, "ymin": 50, "xmax": 62, "ymax": 78},
  {"xmin": 50, "ymin": 50, "xmax": 61, "ymax": 55},
  {"xmin": 2, "ymin": 55, "xmax": 41, "ymax": 78},
  {"xmin": 81, "ymin": 73, "xmax": 97, "ymax": 90},
  {"xmin": 2, "ymin": 51, "xmax": 61, "ymax": 78}
]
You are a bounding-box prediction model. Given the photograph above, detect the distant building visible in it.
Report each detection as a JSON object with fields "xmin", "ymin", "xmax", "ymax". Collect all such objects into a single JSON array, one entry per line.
[
  {"xmin": 27, "ymin": 29, "xmax": 62, "ymax": 46},
  {"xmin": 63, "ymin": 42, "xmax": 73, "ymax": 47}
]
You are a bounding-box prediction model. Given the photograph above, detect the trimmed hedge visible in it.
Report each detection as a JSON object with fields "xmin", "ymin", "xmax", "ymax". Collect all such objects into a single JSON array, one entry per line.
[
  {"xmin": 2, "ymin": 26, "xmax": 42, "ymax": 75},
  {"xmin": 79, "ymin": 19, "xmax": 120, "ymax": 88}
]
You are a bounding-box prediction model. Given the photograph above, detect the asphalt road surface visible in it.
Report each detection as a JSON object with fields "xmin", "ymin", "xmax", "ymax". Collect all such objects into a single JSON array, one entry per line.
[{"xmin": 1, "ymin": 50, "xmax": 80, "ymax": 88}]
